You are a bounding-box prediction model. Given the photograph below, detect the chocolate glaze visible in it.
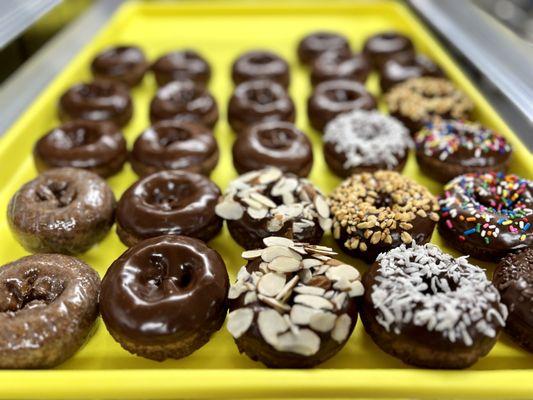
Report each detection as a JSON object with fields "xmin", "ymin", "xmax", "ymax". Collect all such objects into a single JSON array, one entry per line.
[
  {"xmin": 131, "ymin": 120, "xmax": 219, "ymax": 177},
  {"xmin": 232, "ymin": 121, "xmax": 313, "ymax": 177},
  {"xmin": 227, "ymin": 80, "xmax": 295, "ymax": 135},
  {"xmin": 91, "ymin": 45, "xmax": 148, "ymax": 87},
  {"xmin": 34, "ymin": 120, "xmax": 127, "ymax": 178},
  {"xmin": 58, "ymin": 80, "xmax": 133, "ymax": 127},
  {"xmin": 116, "ymin": 170, "xmax": 222, "ymax": 246},
  {"xmin": 100, "ymin": 235, "xmax": 229, "ymax": 359},
  {"xmin": 379, "ymin": 54, "xmax": 443, "ymax": 93},
  {"xmin": 232, "ymin": 50, "xmax": 290, "ymax": 88},
  {"xmin": 307, "ymin": 80, "xmax": 377, "ymax": 132},
  {"xmin": 310, "ymin": 52, "xmax": 370, "ymax": 87},
  {"xmin": 297, "ymin": 31, "xmax": 351, "ymax": 65},
  {"xmin": 493, "ymin": 248, "xmax": 533, "ymax": 352},
  {"xmin": 362, "ymin": 31, "xmax": 415, "ymax": 69},
  {"xmin": 151, "ymin": 50, "xmax": 211, "ymax": 88},
  {"xmin": 149, "ymin": 80, "xmax": 219, "ymax": 128}
]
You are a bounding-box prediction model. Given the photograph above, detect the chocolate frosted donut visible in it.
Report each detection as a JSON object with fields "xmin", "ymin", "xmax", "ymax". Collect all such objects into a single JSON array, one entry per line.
[
  {"xmin": 131, "ymin": 120, "xmax": 219, "ymax": 177},
  {"xmin": 215, "ymin": 168, "xmax": 332, "ymax": 249},
  {"xmin": 415, "ymin": 119, "xmax": 512, "ymax": 183},
  {"xmin": 0, "ymin": 254, "xmax": 100, "ymax": 368},
  {"xmin": 59, "ymin": 80, "xmax": 133, "ymax": 127},
  {"xmin": 297, "ymin": 31, "xmax": 351, "ymax": 65},
  {"xmin": 228, "ymin": 80, "xmax": 295, "ymax": 135},
  {"xmin": 34, "ymin": 120, "xmax": 127, "ymax": 178},
  {"xmin": 323, "ymin": 110, "xmax": 413, "ymax": 177},
  {"xmin": 380, "ymin": 53, "xmax": 444, "ymax": 93},
  {"xmin": 232, "ymin": 50, "xmax": 290, "ymax": 88},
  {"xmin": 329, "ymin": 171, "xmax": 439, "ymax": 263},
  {"xmin": 100, "ymin": 235, "xmax": 229, "ymax": 361},
  {"xmin": 438, "ymin": 172, "xmax": 533, "ymax": 261},
  {"xmin": 151, "ymin": 50, "xmax": 211, "ymax": 88},
  {"xmin": 362, "ymin": 31, "xmax": 415, "ymax": 69},
  {"xmin": 116, "ymin": 170, "xmax": 222, "ymax": 246},
  {"xmin": 361, "ymin": 243, "xmax": 507, "ymax": 369},
  {"xmin": 493, "ymin": 248, "xmax": 533, "ymax": 352},
  {"xmin": 232, "ymin": 121, "xmax": 313, "ymax": 177},
  {"xmin": 386, "ymin": 77, "xmax": 474, "ymax": 134},
  {"xmin": 91, "ymin": 45, "xmax": 148, "ymax": 87},
  {"xmin": 227, "ymin": 237, "xmax": 364, "ymax": 368},
  {"xmin": 149, "ymin": 80, "xmax": 219, "ymax": 128},
  {"xmin": 8, "ymin": 168, "xmax": 116, "ymax": 255},
  {"xmin": 307, "ymin": 79, "xmax": 377, "ymax": 132},
  {"xmin": 310, "ymin": 52, "xmax": 370, "ymax": 87}
]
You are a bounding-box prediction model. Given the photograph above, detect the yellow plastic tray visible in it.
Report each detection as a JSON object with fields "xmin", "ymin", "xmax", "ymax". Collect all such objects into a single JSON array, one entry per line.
[{"xmin": 0, "ymin": 1, "xmax": 532, "ymax": 399}]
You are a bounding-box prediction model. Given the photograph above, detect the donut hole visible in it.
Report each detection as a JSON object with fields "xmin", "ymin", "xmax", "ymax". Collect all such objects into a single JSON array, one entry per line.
[
  {"xmin": 144, "ymin": 179, "xmax": 195, "ymax": 211},
  {"xmin": 156, "ymin": 126, "xmax": 192, "ymax": 147},
  {"xmin": 147, "ymin": 253, "xmax": 194, "ymax": 290},
  {"xmin": 248, "ymin": 54, "xmax": 275, "ymax": 65},
  {"xmin": 324, "ymin": 88, "xmax": 358, "ymax": 103},
  {"xmin": 167, "ymin": 87, "xmax": 196, "ymax": 104},
  {"xmin": 246, "ymin": 87, "xmax": 277, "ymax": 105},
  {"xmin": 61, "ymin": 126, "xmax": 102, "ymax": 148},
  {"xmin": 257, "ymin": 127, "xmax": 295, "ymax": 149},
  {"xmin": 373, "ymin": 193, "xmax": 393, "ymax": 209},
  {"xmin": 35, "ymin": 180, "xmax": 77, "ymax": 208},
  {"xmin": 418, "ymin": 272, "xmax": 459, "ymax": 296},
  {"xmin": 80, "ymin": 83, "xmax": 115, "ymax": 98}
]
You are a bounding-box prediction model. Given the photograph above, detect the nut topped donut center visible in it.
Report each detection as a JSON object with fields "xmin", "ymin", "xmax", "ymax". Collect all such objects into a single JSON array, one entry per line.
[
  {"xmin": 35, "ymin": 180, "xmax": 77, "ymax": 208},
  {"xmin": 144, "ymin": 180, "xmax": 195, "ymax": 211},
  {"xmin": 258, "ymin": 128, "xmax": 295, "ymax": 150}
]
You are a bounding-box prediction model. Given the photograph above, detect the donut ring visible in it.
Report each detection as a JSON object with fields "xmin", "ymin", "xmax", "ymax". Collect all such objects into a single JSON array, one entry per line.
[
  {"xmin": 232, "ymin": 50, "xmax": 290, "ymax": 88},
  {"xmin": 438, "ymin": 172, "xmax": 533, "ymax": 261},
  {"xmin": 0, "ymin": 254, "xmax": 100, "ymax": 368},
  {"xmin": 361, "ymin": 243, "xmax": 507, "ymax": 369},
  {"xmin": 130, "ymin": 120, "xmax": 219, "ymax": 177},
  {"xmin": 100, "ymin": 235, "xmax": 229, "ymax": 361},
  {"xmin": 151, "ymin": 50, "xmax": 211, "ymax": 88},
  {"xmin": 323, "ymin": 110, "xmax": 413, "ymax": 177},
  {"xmin": 59, "ymin": 80, "xmax": 133, "ymax": 127},
  {"xmin": 310, "ymin": 52, "xmax": 370, "ymax": 87},
  {"xmin": 329, "ymin": 171, "xmax": 439, "ymax": 263},
  {"xmin": 90, "ymin": 45, "xmax": 148, "ymax": 87},
  {"xmin": 34, "ymin": 120, "xmax": 127, "ymax": 178},
  {"xmin": 379, "ymin": 53, "xmax": 443, "ymax": 93},
  {"xmin": 8, "ymin": 168, "xmax": 116, "ymax": 255},
  {"xmin": 415, "ymin": 119, "xmax": 512, "ymax": 183},
  {"xmin": 116, "ymin": 170, "xmax": 222, "ymax": 246},
  {"xmin": 297, "ymin": 31, "xmax": 351, "ymax": 65},
  {"xmin": 215, "ymin": 167, "xmax": 332, "ymax": 249},
  {"xmin": 362, "ymin": 31, "xmax": 415, "ymax": 69},
  {"xmin": 227, "ymin": 237, "xmax": 364, "ymax": 368}
]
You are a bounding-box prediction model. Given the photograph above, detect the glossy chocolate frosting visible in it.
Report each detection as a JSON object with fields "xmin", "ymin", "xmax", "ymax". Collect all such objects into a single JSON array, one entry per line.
[
  {"xmin": 310, "ymin": 52, "xmax": 370, "ymax": 87},
  {"xmin": 297, "ymin": 31, "xmax": 351, "ymax": 65},
  {"xmin": 232, "ymin": 50, "xmax": 290, "ymax": 88},
  {"xmin": 100, "ymin": 235, "xmax": 229, "ymax": 345},
  {"xmin": 232, "ymin": 121, "xmax": 313, "ymax": 177},
  {"xmin": 131, "ymin": 120, "xmax": 219, "ymax": 177},
  {"xmin": 379, "ymin": 53, "xmax": 443, "ymax": 92},
  {"xmin": 58, "ymin": 80, "xmax": 133, "ymax": 127},
  {"xmin": 151, "ymin": 50, "xmax": 211, "ymax": 88},
  {"xmin": 149, "ymin": 80, "xmax": 219, "ymax": 128},
  {"xmin": 362, "ymin": 31, "xmax": 415, "ymax": 69},
  {"xmin": 91, "ymin": 45, "xmax": 148, "ymax": 87}
]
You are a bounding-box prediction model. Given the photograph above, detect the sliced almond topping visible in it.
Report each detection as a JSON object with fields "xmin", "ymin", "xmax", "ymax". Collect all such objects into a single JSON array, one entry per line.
[
  {"xmin": 263, "ymin": 236, "xmax": 294, "ymax": 247},
  {"xmin": 282, "ymin": 192, "xmax": 295, "ymax": 205},
  {"xmin": 332, "ymin": 278, "xmax": 351, "ymax": 291},
  {"xmin": 257, "ymin": 309, "xmax": 287, "ymax": 346},
  {"xmin": 326, "ymin": 258, "xmax": 343, "ymax": 266},
  {"xmin": 290, "ymin": 245, "xmax": 308, "ymax": 255},
  {"xmin": 348, "ymin": 280, "xmax": 364, "ymax": 297},
  {"xmin": 237, "ymin": 267, "xmax": 250, "ymax": 281},
  {"xmin": 325, "ymin": 265, "xmax": 360, "ymax": 282},
  {"xmin": 294, "ymin": 294, "xmax": 334, "ymax": 310},
  {"xmin": 331, "ymin": 314, "xmax": 352, "ymax": 343},
  {"xmin": 290, "ymin": 304, "xmax": 319, "ymax": 325},
  {"xmin": 247, "ymin": 207, "xmax": 268, "ymax": 220},
  {"xmin": 259, "ymin": 168, "xmax": 282, "ymax": 184},
  {"xmin": 268, "ymin": 256, "xmax": 301, "ymax": 273},
  {"xmin": 307, "ymin": 275, "xmax": 332, "ymax": 290},
  {"xmin": 257, "ymin": 294, "xmax": 290, "ymax": 312},
  {"xmin": 228, "ymin": 283, "xmax": 247, "ymax": 299},
  {"xmin": 275, "ymin": 275, "xmax": 299, "ymax": 302},
  {"xmin": 244, "ymin": 291, "xmax": 257, "ymax": 305},
  {"xmin": 314, "ymin": 196, "xmax": 330, "ymax": 219},
  {"xmin": 332, "ymin": 292, "xmax": 347, "ymax": 310},
  {"xmin": 242, "ymin": 197, "xmax": 265, "ymax": 210},
  {"xmin": 261, "ymin": 245, "xmax": 297, "ymax": 262},
  {"xmin": 227, "ymin": 308, "xmax": 254, "ymax": 338},
  {"xmin": 275, "ymin": 329, "xmax": 320, "ymax": 356},
  {"xmin": 267, "ymin": 216, "xmax": 285, "ymax": 232},
  {"xmin": 250, "ymin": 192, "xmax": 277, "ymax": 208},
  {"xmin": 302, "ymin": 258, "xmax": 322, "ymax": 269},
  {"xmin": 318, "ymin": 217, "xmax": 333, "ymax": 232},
  {"xmin": 242, "ymin": 249, "xmax": 263, "ymax": 259},
  {"xmin": 294, "ymin": 285, "xmax": 326, "ymax": 296},
  {"xmin": 257, "ymin": 273, "xmax": 286, "ymax": 297},
  {"xmin": 299, "ymin": 268, "xmax": 312, "ymax": 283},
  {"xmin": 215, "ymin": 200, "xmax": 244, "ymax": 220},
  {"xmin": 309, "ymin": 312, "xmax": 337, "ymax": 332}
]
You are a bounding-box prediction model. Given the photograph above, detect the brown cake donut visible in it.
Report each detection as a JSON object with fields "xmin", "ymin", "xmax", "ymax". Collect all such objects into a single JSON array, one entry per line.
[
  {"xmin": 232, "ymin": 50, "xmax": 290, "ymax": 88},
  {"xmin": 362, "ymin": 31, "xmax": 415, "ymax": 69},
  {"xmin": 8, "ymin": 168, "xmax": 116, "ymax": 255},
  {"xmin": 100, "ymin": 235, "xmax": 229, "ymax": 361},
  {"xmin": 232, "ymin": 121, "xmax": 313, "ymax": 177},
  {"xmin": 361, "ymin": 243, "xmax": 507, "ymax": 369},
  {"xmin": 415, "ymin": 119, "xmax": 512, "ymax": 183},
  {"xmin": 493, "ymin": 248, "xmax": 533, "ymax": 352},
  {"xmin": 0, "ymin": 254, "xmax": 100, "ymax": 368},
  {"xmin": 379, "ymin": 53, "xmax": 444, "ymax": 93},
  {"xmin": 329, "ymin": 171, "xmax": 439, "ymax": 263},
  {"xmin": 307, "ymin": 79, "xmax": 377, "ymax": 132},
  {"xmin": 130, "ymin": 120, "xmax": 219, "ymax": 177},
  {"xmin": 34, "ymin": 120, "xmax": 127, "ymax": 178},
  {"xmin": 385, "ymin": 77, "xmax": 474, "ymax": 134},
  {"xmin": 297, "ymin": 31, "xmax": 351, "ymax": 65},
  {"xmin": 116, "ymin": 170, "xmax": 222, "ymax": 246},
  {"xmin": 90, "ymin": 45, "xmax": 148, "ymax": 87},
  {"xmin": 310, "ymin": 52, "xmax": 370, "ymax": 87},
  {"xmin": 149, "ymin": 80, "xmax": 219, "ymax": 128},
  {"xmin": 227, "ymin": 80, "xmax": 295, "ymax": 135},
  {"xmin": 58, "ymin": 80, "xmax": 133, "ymax": 127},
  {"xmin": 227, "ymin": 237, "xmax": 364, "ymax": 368},
  {"xmin": 215, "ymin": 168, "xmax": 332, "ymax": 249},
  {"xmin": 151, "ymin": 50, "xmax": 211, "ymax": 88}
]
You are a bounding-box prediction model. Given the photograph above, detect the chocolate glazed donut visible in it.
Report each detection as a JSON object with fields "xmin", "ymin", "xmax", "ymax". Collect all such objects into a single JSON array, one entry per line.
[
  {"xmin": 232, "ymin": 121, "xmax": 313, "ymax": 177},
  {"xmin": 91, "ymin": 45, "xmax": 149, "ymax": 87},
  {"xmin": 100, "ymin": 235, "xmax": 229, "ymax": 361},
  {"xmin": 58, "ymin": 80, "xmax": 133, "ymax": 127},
  {"xmin": 116, "ymin": 170, "xmax": 222, "ymax": 246},
  {"xmin": 34, "ymin": 120, "xmax": 127, "ymax": 178},
  {"xmin": 379, "ymin": 53, "xmax": 444, "ymax": 93},
  {"xmin": 149, "ymin": 80, "xmax": 219, "ymax": 128},
  {"xmin": 130, "ymin": 120, "xmax": 219, "ymax": 177},
  {"xmin": 310, "ymin": 52, "xmax": 370, "ymax": 87},
  {"xmin": 151, "ymin": 50, "xmax": 211, "ymax": 88},
  {"xmin": 0, "ymin": 254, "xmax": 100, "ymax": 368},
  {"xmin": 232, "ymin": 50, "xmax": 290, "ymax": 88},
  {"xmin": 307, "ymin": 79, "xmax": 377, "ymax": 132},
  {"xmin": 362, "ymin": 31, "xmax": 415, "ymax": 69},
  {"xmin": 297, "ymin": 31, "xmax": 351, "ymax": 65}
]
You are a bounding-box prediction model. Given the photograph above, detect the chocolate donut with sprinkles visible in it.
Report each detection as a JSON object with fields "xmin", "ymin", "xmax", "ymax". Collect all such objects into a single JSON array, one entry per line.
[
  {"xmin": 415, "ymin": 119, "xmax": 512, "ymax": 183},
  {"xmin": 329, "ymin": 171, "xmax": 439, "ymax": 263},
  {"xmin": 438, "ymin": 172, "xmax": 533, "ymax": 261},
  {"xmin": 361, "ymin": 243, "xmax": 507, "ymax": 369}
]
